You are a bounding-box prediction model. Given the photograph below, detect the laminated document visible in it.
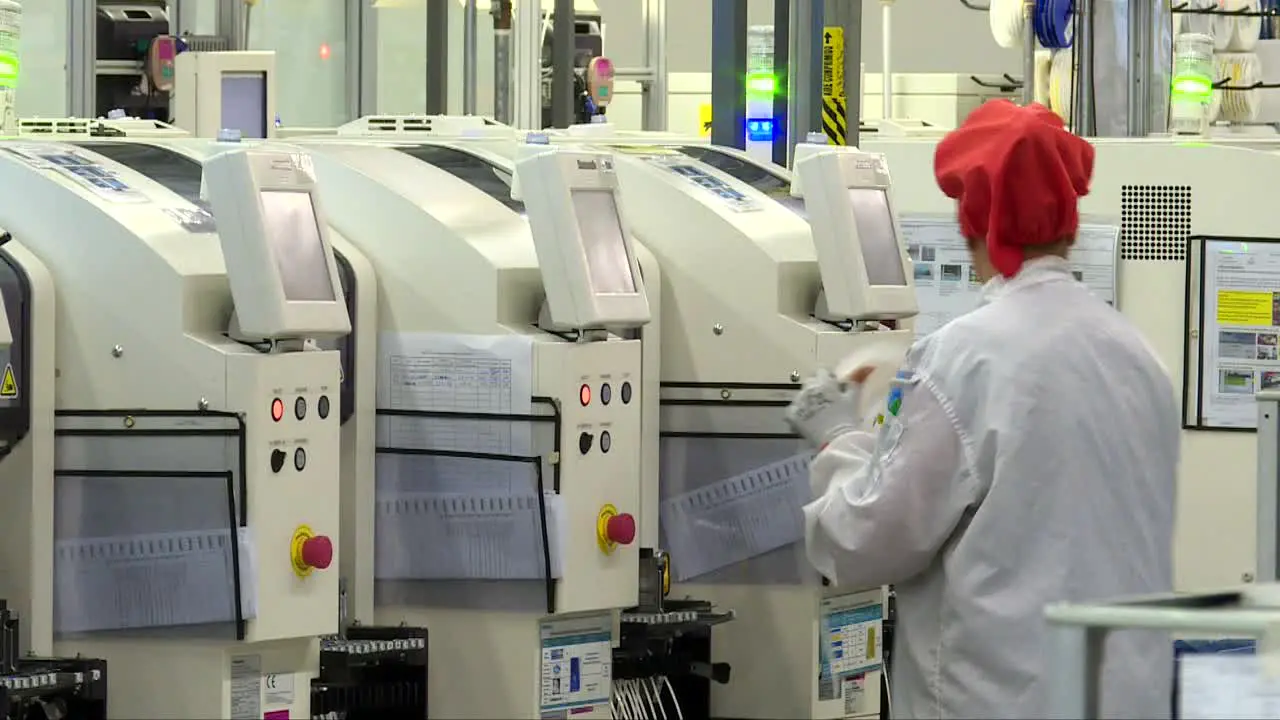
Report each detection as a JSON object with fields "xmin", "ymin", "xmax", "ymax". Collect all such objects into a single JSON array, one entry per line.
[
  {"xmin": 1180, "ymin": 652, "xmax": 1280, "ymax": 718},
  {"xmin": 660, "ymin": 452, "xmax": 814, "ymax": 581},
  {"xmin": 374, "ymin": 491, "xmax": 566, "ymax": 580},
  {"xmin": 376, "ymin": 332, "xmax": 536, "ymax": 494},
  {"xmin": 53, "ymin": 527, "xmax": 257, "ymax": 634}
]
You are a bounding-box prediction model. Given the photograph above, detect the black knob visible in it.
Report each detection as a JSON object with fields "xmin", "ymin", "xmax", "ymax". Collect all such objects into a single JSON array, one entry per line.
[
  {"xmin": 578, "ymin": 432, "xmax": 594, "ymax": 455},
  {"xmin": 270, "ymin": 449, "xmax": 286, "ymax": 473}
]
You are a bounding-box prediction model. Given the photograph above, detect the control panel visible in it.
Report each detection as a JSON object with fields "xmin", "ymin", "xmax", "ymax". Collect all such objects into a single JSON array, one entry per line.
[
  {"xmin": 229, "ymin": 348, "xmax": 341, "ymax": 642},
  {"xmin": 538, "ymin": 339, "xmax": 641, "ymax": 614}
]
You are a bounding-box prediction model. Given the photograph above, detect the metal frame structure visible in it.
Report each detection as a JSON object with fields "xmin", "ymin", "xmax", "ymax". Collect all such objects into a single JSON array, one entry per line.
[
  {"xmin": 1045, "ymin": 590, "xmax": 1279, "ymax": 717},
  {"xmin": 709, "ymin": 0, "xmax": 859, "ymax": 165}
]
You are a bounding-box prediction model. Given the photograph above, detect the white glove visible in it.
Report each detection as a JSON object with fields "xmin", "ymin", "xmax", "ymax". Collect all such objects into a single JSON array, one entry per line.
[{"xmin": 785, "ymin": 369, "xmax": 863, "ymax": 448}]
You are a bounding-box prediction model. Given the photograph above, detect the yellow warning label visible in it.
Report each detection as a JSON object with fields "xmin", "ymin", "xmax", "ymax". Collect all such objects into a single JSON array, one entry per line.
[
  {"xmin": 699, "ymin": 104, "xmax": 712, "ymax": 137},
  {"xmin": 1217, "ymin": 290, "xmax": 1276, "ymax": 326},
  {"xmin": 822, "ymin": 96, "xmax": 848, "ymax": 145},
  {"xmin": 822, "ymin": 27, "xmax": 846, "ymax": 100},
  {"xmin": 0, "ymin": 363, "xmax": 17, "ymax": 398}
]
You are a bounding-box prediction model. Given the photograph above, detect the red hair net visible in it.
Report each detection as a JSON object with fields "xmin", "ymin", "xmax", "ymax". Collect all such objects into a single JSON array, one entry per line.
[{"xmin": 933, "ymin": 99, "xmax": 1095, "ymax": 278}]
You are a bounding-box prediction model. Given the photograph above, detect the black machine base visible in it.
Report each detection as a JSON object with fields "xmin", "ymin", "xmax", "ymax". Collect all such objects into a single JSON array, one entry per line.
[
  {"xmin": 310, "ymin": 626, "xmax": 428, "ymax": 719},
  {"xmin": 0, "ymin": 601, "xmax": 107, "ymax": 720}
]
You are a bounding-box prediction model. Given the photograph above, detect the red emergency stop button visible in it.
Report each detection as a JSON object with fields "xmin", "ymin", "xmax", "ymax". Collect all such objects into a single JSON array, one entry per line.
[
  {"xmin": 290, "ymin": 525, "xmax": 333, "ymax": 576},
  {"xmin": 596, "ymin": 504, "xmax": 635, "ymax": 554}
]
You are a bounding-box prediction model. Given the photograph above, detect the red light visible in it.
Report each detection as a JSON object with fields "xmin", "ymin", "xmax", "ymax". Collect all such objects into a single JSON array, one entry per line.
[
  {"xmin": 319, "ymin": 43, "xmax": 331, "ymax": 60},
  {"xmin": 271, "ymin": 398, "xmax": 284, "ymax": 422},
  {"xmin": 579, "ymin": 384, "xmax": 591, "ymax": 406}
]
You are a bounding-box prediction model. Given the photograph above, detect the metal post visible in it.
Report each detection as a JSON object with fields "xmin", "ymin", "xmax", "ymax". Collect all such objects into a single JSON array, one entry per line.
[
  {"xmin": 640, "ymin": 0, "xmax": 668, "ymax": 131},
  {"xmin": 551, "ymin": 0, "xmax": 575, "ymax": 127},
  {"xmin": 513, "ymin": 0, "xmax": 543, "ymax": 129},
  {"xmin": 1022, "ymin": 0, "xmax": 1035, "ymax": 105},
  {"xmin": 788, "ymin": 0, "xmax": 821, "ymax": 163},
  {"xmin": 67, "ymin": 0, "xmax": 95, "ymax": 118},
  {"xmin": 1074, "ymin": 0, "xmax": 1095, "ymax": 135},
  {"xmin": 463, "ymin": 0, "xmax": 479, "ymax": 114},
  {"xmin": 772, "ymin": 0, "xmax": 791, "ymax": 166},
  {"xmin": 711, "ymin": 0, "xmax": 748, "ymax": 149},
  {"xmin": 345, "ymin": 0, "xmax": 374, "ymax": 121},
  {"xmin": 1126, "ymin": 0, "xmax": 1149, "ymax": 136},
  {"xmin": 426, "ymin": 0, "xmax": 449, "ymax": 114},
  {"xmin": 1045, "ymin": 622, "xmax": 1105, "ymax": 719},
  {"xmin": 493, "ymin": 1, "xmax": 513, "ymax": 124},
  {"xmin": 216, "ymin": 0, "xmax": 246, "ymax": 50},
  {"xmin": 843, "ymin": 0, "xmax": 862, "ymax": 147}
]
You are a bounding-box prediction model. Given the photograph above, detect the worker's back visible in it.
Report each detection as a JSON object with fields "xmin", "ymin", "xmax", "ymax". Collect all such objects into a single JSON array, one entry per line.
[{"xmin": 894, "ymin": 256, "xmax": 1178, "ymax": 719}]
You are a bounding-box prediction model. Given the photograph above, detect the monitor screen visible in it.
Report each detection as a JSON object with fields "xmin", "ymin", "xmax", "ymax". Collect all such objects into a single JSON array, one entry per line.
[
  {"xmin": 570, "ymin": 189, "xmax": 636, "ymax": 294},
  {"xmin": 259, "ymin": 190, "xmax": 336, "ymax": 302},
  {"xmin": 221, "ymin": 72, "xmax": 267, "ymax": 139},
  {"xmin": 847, "ymin": 188, "xmax": 907, "ymax": 286}
]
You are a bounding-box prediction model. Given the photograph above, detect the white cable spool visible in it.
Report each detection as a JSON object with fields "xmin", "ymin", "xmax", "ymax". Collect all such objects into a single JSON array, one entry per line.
[
  {"xmin": 989, "ymin": 0, "xmax": 1026, "ymax": 49},
  {"xmin": 1185, "ymin": 0, "xmax": 1217, "ymax": 38},
  {"xmin": 1226, "ymin": 0, "xmax": 1262, "ymax": 50},
  {"xmin": 1048, "ymin": 49, "xmax": 1074, "ymax": 121},
  {"xmin": 1034, "ymin": 49, "xmax": 1053, "ymax": 106},
  {"xmin": 1212, "ymin": 0, "xmax": 1235, "ymax": 49},
  {"xmin": 1214, "ymin": 51, "xmax": 1262, "ymax": 122}
]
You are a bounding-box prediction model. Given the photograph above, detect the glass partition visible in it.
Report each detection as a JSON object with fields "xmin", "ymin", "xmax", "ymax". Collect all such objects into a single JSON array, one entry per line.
[{"xmin": 247, "ymin": 0, "xmax": 348, "ymax": 127}]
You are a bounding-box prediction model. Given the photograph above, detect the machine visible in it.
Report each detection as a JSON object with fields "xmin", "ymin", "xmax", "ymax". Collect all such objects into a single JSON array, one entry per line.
[
  {"xmin": 275, "ymin": 137, "xmax": 649, "ymax": 718},
  {"xmin": 0, "ymin": 139, "xmax": 348, "ymax": 718},
  {"xmin": 862, "ymin": 136, "xmax": 1278, "ymax": 595}
]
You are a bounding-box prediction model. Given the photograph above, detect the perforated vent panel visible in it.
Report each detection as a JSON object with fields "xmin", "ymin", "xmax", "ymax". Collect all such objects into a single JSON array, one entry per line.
[{"xmin": 1119, "ymin": 185, "xmax": 1190, "ymax": 261}]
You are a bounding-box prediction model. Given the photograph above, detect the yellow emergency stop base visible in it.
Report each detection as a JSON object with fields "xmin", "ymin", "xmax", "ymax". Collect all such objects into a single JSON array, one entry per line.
[
  {"xmin": 596, "ymin": 504, "xmax": 620, "ymax": 555},
  {"xmin": 290, "ymin": 525, "xmax": 316, "ymax": 577}
]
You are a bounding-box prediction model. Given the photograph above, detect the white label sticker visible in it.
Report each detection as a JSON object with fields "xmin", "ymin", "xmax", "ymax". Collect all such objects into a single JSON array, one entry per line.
[
  {"xmin": 820, "ymin": 594, "xmax": 884, "ymax": 679},
  {"xmin": 264, "ymin": 672, "xmax": 295, "ymax": 707},
  {"xmin": 229, "ymin": 654, "xmax": 261, "ymax": 720},
  {"xmin": 842, "ymin": 673, "xmax": 867, "ymax": 718},
  {"xmin": 538, "ymin": 614, "xmax": 612, "ymax": 713}
]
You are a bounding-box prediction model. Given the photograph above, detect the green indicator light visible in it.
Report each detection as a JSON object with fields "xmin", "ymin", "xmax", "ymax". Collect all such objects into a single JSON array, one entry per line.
[
  {"xmin": 746, "ymin": 71, "xmax": 777, "ymax": 97},
  {"xmin": 1171, "ymin": 72, "xmax": 1213, "ymax": 102}
]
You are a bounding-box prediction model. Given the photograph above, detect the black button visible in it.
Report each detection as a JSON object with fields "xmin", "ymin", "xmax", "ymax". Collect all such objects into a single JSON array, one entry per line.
[
  {"xmin": 578, "ymin": 432, "xmax": 593, "ymax": 454},
  {"xmin": 621, "ymin": 381, "xmax": 633, "ymax": 404},
  {"xmin": 600, "ymin": 430, "xmax": 612, "ymax": 453},
  {"xmin": 270, "ymin": 449, "xmax": 286, "ymax": 473},
  {"xmin": 294, "ymin": 447, "xmax": 307, "ymax": 471},
  {"xmin": 601, "ymin": 383, "xmax": 612, "ymax": 405},
  {"xmin": 317, "ymin": 395, "xmax": 331, "ymax": 419},
  {"xmin": 295, "ymin": 396, "xmax": 307, "ymax": 420}
]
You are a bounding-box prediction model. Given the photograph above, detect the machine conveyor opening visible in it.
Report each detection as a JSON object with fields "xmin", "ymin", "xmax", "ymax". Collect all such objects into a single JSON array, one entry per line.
[
  {"xmin": 676, "ymin": 146, "xmax": 807, "ymax": 218},
  {"xmin": 394, "ymin": 145, "xmax": 525, "ymax": 215}
]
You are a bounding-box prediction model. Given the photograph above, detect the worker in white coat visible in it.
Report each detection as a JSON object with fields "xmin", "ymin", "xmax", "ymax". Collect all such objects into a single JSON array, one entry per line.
[{"xmin": 785, "ymin": 100, "xmax": 1178, "ymax": 719}]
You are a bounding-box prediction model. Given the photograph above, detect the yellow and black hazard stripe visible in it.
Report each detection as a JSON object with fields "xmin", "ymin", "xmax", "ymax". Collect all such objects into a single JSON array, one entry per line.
[{"xmin": 822, "ymin": 96, "xmax": 847, "ymax": 145}]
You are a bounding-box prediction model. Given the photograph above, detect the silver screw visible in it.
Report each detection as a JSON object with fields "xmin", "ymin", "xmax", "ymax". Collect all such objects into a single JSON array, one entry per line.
[
  {"xmin": 720, "ymin": 388, "xmax": 732, "ymax": 400},
  {"xmin": 1243, "ymin": 572, "xmax": 1256, "ymax": 583},
  {"xmin": 790, "ymin": 371, "xmax": 801, "ymax": 382},
  {"xmin": 712, "ymin": 324, "xmax": 724, "ymax": 336},
  {"xmin": 111, "ymin": 345, "xmax": 123, "ymax": 358}
]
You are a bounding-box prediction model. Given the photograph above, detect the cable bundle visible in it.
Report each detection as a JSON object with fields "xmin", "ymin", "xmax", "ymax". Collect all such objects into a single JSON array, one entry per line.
[
  {"xmin": 1213, "ymin": 51, "xmax": 1263, "ymax": 122},
  {"xmin": 611, "ymin": 676, "xmax": 684, "ymax": 720},
  {"xmin": 989, "ymin": 0, "xmax": 1026, "ymax": 49},
  {"xmin": 1034, "ymin": 0, "xmax": 1075, "ymax": 48},
  {"xmin": 1048, "ymin": 48, "xmax": 1074, "ymax": 121}
]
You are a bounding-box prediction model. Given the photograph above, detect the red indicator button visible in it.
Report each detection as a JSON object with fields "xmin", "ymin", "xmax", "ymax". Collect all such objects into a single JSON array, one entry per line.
[
  {"xmin": 580, "ymin": 384, "xmax": 591, "ymax": 406},
  {"xmin": 605, "ymin": 513, "xmax": 636, "ymax": 546},
  {"xmin": 300, "ymin": 535, "xmax": 333, "ymax": 570},
  {"xmin": 271, "ymin": 398, "xmax": 284, "ymax": 422}
]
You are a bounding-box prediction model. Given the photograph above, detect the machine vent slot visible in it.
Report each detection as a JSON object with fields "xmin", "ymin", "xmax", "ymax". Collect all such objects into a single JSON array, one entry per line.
[
  {"xmin": 400, "ymin": 117, "xmax": 434, "ymax": 132},
  {"xmin": 19, "ymin": 118, "xmax": 91, "ymax": 136},
  {"xmin": 1119, "ymin": 184, "xmax": 1190, "ymax": 261},
  {"xmin": 180, "ymin": 34, "xmax": 230, "ymax": 52}
]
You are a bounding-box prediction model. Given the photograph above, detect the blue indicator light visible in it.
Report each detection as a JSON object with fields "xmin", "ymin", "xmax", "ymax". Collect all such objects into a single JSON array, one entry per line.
[{"xmin": 746, "ymin": 118, "xmax": 775, "ymax": 142}]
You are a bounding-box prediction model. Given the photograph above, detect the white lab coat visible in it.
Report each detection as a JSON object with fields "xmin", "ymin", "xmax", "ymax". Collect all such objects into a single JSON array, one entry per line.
[{"xmin": 804, "ymin": 257, "xmax": 1178, "ymax": 719}]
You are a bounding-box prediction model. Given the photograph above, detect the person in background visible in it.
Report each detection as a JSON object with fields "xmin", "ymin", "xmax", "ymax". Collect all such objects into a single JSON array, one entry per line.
[{"xmin": 785, "ymin": 99, "xmax": 1179, "ymax": 719}]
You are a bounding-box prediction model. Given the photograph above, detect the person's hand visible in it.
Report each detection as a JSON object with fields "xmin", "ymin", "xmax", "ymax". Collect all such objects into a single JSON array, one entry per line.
[{"xmin": 786, "ymin": 367, "xmax": 875, "ymax": 448}]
